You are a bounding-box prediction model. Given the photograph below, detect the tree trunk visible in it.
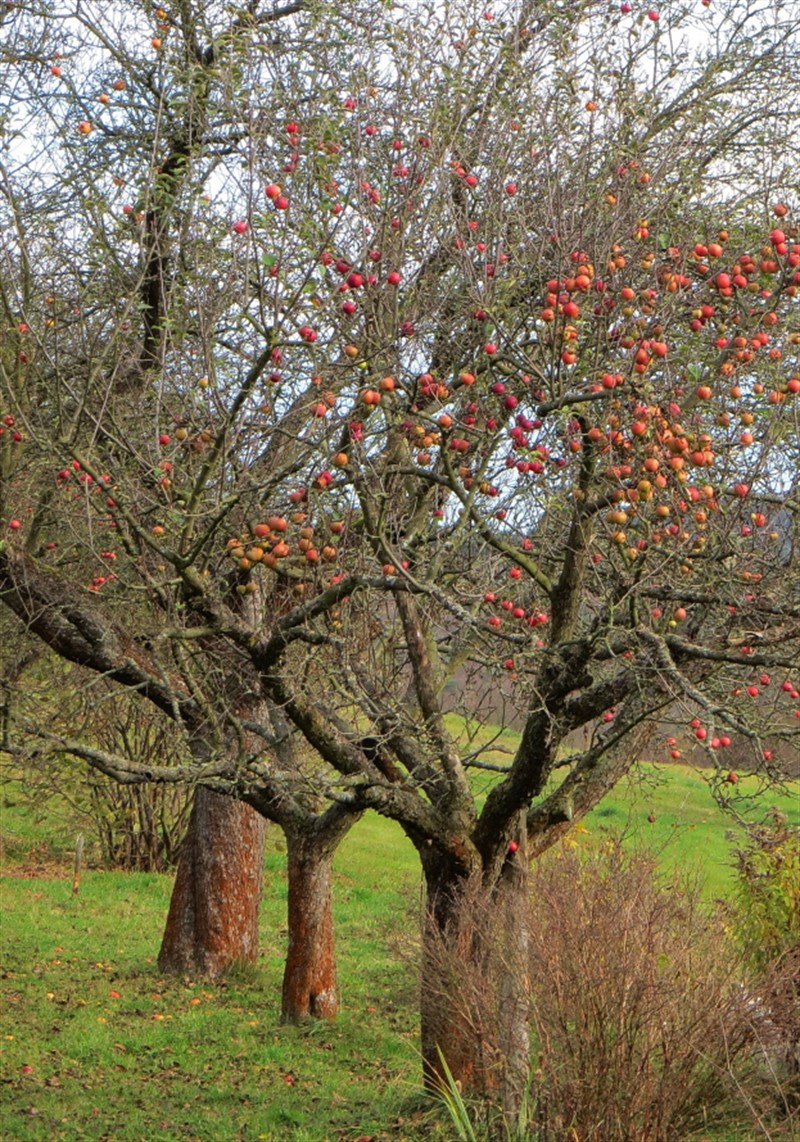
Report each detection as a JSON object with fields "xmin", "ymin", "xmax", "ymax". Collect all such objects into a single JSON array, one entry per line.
[
  {"xmin": 158, "ymin": 786, "xmax": 266, "ymax": 977},
  {"xmin": 496, "ymin": 846, "xmax": 531, "ymax": 1120},
  {"xmin": 281, "ymin": 827, "xmax": 339, "ymax": 1021},
  {"xmin": 419, "ymin": 844, "xmax": 531, "ymax": 1115}
]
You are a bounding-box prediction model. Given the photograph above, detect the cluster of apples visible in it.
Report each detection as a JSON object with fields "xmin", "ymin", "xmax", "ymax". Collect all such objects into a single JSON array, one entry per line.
[{"xmin": 224, "ymin": 513, "xmax": 345, "ymax": 592}]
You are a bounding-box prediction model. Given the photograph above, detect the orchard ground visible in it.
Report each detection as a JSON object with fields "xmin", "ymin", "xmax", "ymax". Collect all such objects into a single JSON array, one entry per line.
[{"xmin": 1, "ymin": 751, "xmax": 798, "ymax": 1142}]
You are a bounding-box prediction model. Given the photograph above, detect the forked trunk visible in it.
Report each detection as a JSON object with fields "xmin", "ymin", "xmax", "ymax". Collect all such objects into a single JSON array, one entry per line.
[
  {"xmin": 281, "ymin": 828, "xmax": 339, "ymax": 1021},
  {"xmin": 158, "ymin": 786, "xmax": 266, "ymax": 977},
  {"xmin": 419, "ymin": 845, "xmax": 531, "ymax": 1117}
]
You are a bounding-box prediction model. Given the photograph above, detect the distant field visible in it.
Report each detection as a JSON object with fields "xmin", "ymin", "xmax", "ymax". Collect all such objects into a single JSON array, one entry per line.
[
  {"xmin": 1, "ymin": 761, "xmax": 798, "ymax": 1141},
  {"xmin": 581, "ymin": 761, "xmax": 799, "ymax": 898}
]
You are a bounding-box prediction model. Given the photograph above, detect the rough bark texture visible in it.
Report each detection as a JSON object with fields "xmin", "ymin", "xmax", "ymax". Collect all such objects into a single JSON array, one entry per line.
[
  {"xmin": 496, "ymin": 843, "xmax": 531, "ymax": 1119},
  {"xmin": 158, "ymin": 787, "xmax": 266, "ymax": 977},
  {"xmin": 419, "ymin": 846, "xmax": 531, "ymax": 1111},
  {"xmin": 281, "ymin": 829, "xmax": 339, "ymax": 1021}
]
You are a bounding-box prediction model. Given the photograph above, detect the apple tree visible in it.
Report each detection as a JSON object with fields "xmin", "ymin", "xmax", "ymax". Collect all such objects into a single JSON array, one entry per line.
[
  {"xmin": 0, "ymin": 0, "xmax": 373, "ymax": 1013},
  {"xmin": 2, "ymin": 0, "xmax": 800, "ymax": 1107}
]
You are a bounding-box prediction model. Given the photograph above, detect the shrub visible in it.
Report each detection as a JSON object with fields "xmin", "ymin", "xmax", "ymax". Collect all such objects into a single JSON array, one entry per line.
[
  {"xmin": 429, "ymin": 840, "xmax": 769, "ymax": 1141},
  {"xmin": 731, "ymin": 815, "xmax": 800, "ymax": 1119},
  {"xmin": 528, "ymin": 843, "xmax": 756, "ymax": 1140},
  {"xmin": 733, "ymin": 811, "xmax": 800, "ymax": 973},
  {"xmin": 8, "ymin": 685, "xmax": 192, "ymax": 872}
]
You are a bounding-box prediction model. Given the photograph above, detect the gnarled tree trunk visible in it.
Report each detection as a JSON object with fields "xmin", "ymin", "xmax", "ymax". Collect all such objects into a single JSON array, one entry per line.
[
  {"xmin": 279, "ymin": 804, "xmax": 360, "ymax": 1022},
  {"xmin": 281, "ymin": 828, "xmax": 339, "ymax": 1021},
  {"xmin": 158, "ymin": 786, "xmax": 266, "ymax": 977},
  {"xmin": 419, "ymin": 841, "xmax": 531, "ymax": 1116}
]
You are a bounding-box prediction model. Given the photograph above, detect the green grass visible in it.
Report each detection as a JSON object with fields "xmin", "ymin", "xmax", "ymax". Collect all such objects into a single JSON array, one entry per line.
[
  {"xmin": 1, "ymin": 761, "xmax": 798, "ymax": 1141},
  {"xmin": 583, "ymin": 761, "xmax": 800, "ymax": 898},
  {"xmin": 0, "ymin": 835, "xmax": 431, "ymax": 1142}
]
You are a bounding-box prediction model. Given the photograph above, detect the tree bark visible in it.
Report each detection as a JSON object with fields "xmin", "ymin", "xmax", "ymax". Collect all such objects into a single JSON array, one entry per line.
[
  {"xmin": 419, "ymin": 844, "xmax": 530, "ymax": 1114},
  {"xmin": 158, "ymin": 786, "xmax": 266, "ymax": 977},
  {"xmin": 281, "ymin": 827, "xmax": 339, "ymax": 1021}
]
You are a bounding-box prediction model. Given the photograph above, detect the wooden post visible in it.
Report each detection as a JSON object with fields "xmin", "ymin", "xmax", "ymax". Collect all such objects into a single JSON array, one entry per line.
[{"xmin": 72, "ymin": 833, "xmax": 84, "ymax": 895}]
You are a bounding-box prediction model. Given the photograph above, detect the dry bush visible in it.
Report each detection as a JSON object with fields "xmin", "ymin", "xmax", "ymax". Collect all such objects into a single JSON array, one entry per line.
[
  {"xmin": 735, "ymin": 947, "xmax": 800, "ymax": 1132},
  {"xmin": 86, "ymin": 775, "xmax": 191, "ymax": 872},
  {"xmin": 74, "ymin": 686, "xmax": 194, "ymax": 871},
  {"xmin": 527, "ymin": 843, "xmax": 758, "ymax": 1141},
  {"xmin": 422, "ymin": 842, "xmax": 789, "ymax": 1140},
  {"xmin": 9, "ymin": 678, "xmax": 193, "ymax": 872},
  {"xmin": 10, "ymin": 753, "xmax": 193, "ymax": 873}
]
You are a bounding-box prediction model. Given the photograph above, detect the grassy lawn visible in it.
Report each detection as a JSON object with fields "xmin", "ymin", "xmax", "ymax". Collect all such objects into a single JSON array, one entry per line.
[
  {"xmin": 581, "ymin": 761, "xmax": 799, "ymax": 899},
  {"xmin": 0, "ymin": 832, "xmax": 427, "ymax": 1142},
  {"xmin": 1, "ymin": 760, "xmax": 798, "ymax": 1141}
]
